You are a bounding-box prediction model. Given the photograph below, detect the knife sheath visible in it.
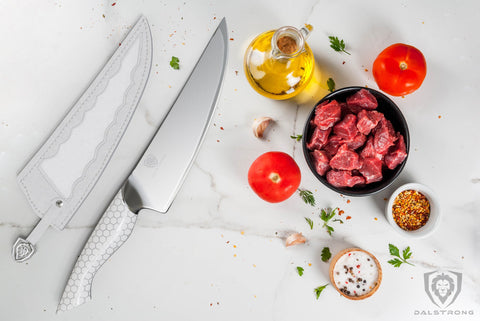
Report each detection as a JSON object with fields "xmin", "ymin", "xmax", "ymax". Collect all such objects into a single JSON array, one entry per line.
[{"xmin": 15, "ymin": 17, "xmax": 152, "ymax": 256}]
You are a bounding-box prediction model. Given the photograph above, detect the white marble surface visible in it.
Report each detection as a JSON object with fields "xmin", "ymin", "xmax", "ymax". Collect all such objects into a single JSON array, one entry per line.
[{"xmin": 1, "ymin": 0, "xmax": 479, "ymax": 320}]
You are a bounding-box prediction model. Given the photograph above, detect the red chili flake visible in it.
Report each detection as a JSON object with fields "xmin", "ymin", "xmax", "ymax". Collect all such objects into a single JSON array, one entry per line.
[
  {"xmin": 235, "ymin": 71, "xmax": 239, "ymax": 76},
  {"xmin": 356, "ymin": 265, "xmax": 360, "ymax": 269},
  {"xmin": 229, "ymin": 38, "xmax": 234, "ymax": 41},
  {"xmin": 342, "ymin": 61, "xmax": 346, "ymax": 65},
  {"xmin": 216, "ymin": 140, "xmax": 220, "ymax": 142},
  {"xmin": 348, "ymin": 253, "xmax": 351, "ymax": 256},
  {"xmin": 364, "ymin": 68, "xmax": 368, "ymax": 72},
  {"xmin": 338, "ymin": 210, "xmax": 344, "ymax": 216},
  {"xmin": 346, "ymin": 216, "xmax": 352, "ymax": 220},
  {"xmin": 438, "ymin": 115, "xmax": 442, "ymax": 119},
  {"xmin": 118, "ymin": 42, "xmax": 121, "ymax": 46},
  {"xmin": 220, "ymin": 127, "xmax": 224, "ymax": 130},
  {"xmin": 112, "ymin": 2, "xmax": 116, "ymax": 6}
]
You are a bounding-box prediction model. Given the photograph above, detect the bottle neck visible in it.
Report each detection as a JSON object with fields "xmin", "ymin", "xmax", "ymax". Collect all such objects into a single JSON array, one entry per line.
[{"xmin": 271, "ymin": 25, "xmax": 312, "ymax": 60}]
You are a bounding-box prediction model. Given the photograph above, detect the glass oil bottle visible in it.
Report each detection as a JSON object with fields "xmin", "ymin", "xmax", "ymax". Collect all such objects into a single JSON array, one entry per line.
[{"xmin": 244, "ymin": 24, "xmax": 320, "ymax": 100}]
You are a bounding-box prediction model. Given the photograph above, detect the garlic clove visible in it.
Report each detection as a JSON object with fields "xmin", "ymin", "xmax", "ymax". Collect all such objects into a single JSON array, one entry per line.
[
  {"xmin": 285, "ymin": 232, "xmax": 306, "ymax": 247},
  {"xmin": 252, "ymin": 117, "xmax": 273, "ymax": 138}
]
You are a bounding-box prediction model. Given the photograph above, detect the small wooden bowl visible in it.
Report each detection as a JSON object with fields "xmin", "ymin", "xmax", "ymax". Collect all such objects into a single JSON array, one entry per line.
[{"xmin": 329, "ymin": 248, "xmax": 382, "ymax": 300}]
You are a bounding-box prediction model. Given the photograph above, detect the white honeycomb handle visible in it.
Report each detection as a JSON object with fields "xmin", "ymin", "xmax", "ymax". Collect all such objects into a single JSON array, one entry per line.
[{"xmin": 57, "ymin": 189, "xmax": 137, "ymax": 312}]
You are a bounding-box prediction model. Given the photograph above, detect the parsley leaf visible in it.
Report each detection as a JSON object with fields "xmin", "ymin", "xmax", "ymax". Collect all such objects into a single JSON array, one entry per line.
[
  {"xmin": 290, "ymin": 134, "xmax": 302, "ymax": 141},
  {"xmin": 388, "ymin": 243, "xmax": 415, "ymax": 267},
  {"xmin": 403, "ymin": 246, "xmax": 413, "ymax": 260},
  {"xmin": 296, "ymin": 266, "xmax": 304, "ymax": 276},
  {"xmin": 389, "ymin": 243, "xmax": 400, "ymax": 257},
  {"xmin": 321, "ymin": 247, "xmax": 332, "ymax": 262},
  {"xmin": 319, "ymin": 207, "xmax": 341, "ymax": 236},
  {"xmin": 299, "ymin": 189, "xmax": 315, "ymax": 206},
  {"xmin": 327, "ymin": 77, "xmax": 335, "ymax": 92},
  {"xmin": 329, "ymin": 36, "xmax": 350, "ymax": 55},
  {"xmin": 314, "ymin": 284, "xmax": 328, "ymax": 299},
  {"xmin": 305, "ymin": 217, "xmax": 314, "ymax": 230},
  {"xmin": 170, "ymin": 56, "xmax": 180, "ymax": 70}
]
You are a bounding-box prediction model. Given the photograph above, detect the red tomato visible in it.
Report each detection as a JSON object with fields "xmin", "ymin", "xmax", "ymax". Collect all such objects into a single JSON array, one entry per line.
[
  {"xmin": 248, "ymin": 151, "xmax": 301, "ymax": 203},
  {"xmin": 372, "ymin": 43, "xmax": 427, "ymax": 96}
]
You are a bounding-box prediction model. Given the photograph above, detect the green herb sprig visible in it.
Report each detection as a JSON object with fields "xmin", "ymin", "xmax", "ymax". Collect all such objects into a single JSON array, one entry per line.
[
  {"xmin": 329, "ymin": 36, "xmax": 350, "ymax": 55},
  {"xmin": 388, "ymin": 243, "xmax": 414, "ymax": 267},
  {"xmin": 170, "ymin": 56, "xmax": 180, "ymax": 70},
  {"xmin": 290, "ymin": 134, "xmax": 302, "ymax": 141},
  {"xmin": 314, "ymin": 284, "xmax": 328, "ymax": 299},
  {"xmin": 321, "ymin": 247, "xmax": 332, "ymax": 262},
  {"xmin": 320, "ymin": 207, "xmax": 339, "ymax": 236},
  {"xmin": 327, "ymin": 77, "xmax": 335, "ymax": 92},
  {"xmin": 305, "ymin": 217, "xmax": 314, "ymax": 230},
  {"xmin": 299, "ymin": 189, "xmax": 315, "ymax": 206},
  {"xmin": 296, "ymin": 266, "xmax": 304, "ymax": 276}
]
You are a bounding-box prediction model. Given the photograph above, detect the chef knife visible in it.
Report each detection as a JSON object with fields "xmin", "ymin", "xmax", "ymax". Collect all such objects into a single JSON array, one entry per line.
[
  {"xmin": 13, "ymin": 16, "xmax": 153, "ymax": 262},
  {"xmin": 57, "ymin": 18, "xmax": 228, "ymax": 312}
]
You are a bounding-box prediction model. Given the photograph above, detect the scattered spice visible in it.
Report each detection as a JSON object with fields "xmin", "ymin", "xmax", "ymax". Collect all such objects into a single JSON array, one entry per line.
[
  {"xmin": 229, "ymin": 38, "xmax": 234, "ymax": 41},
  {"xmin": 392, "ymin": 190, "xmax": 430, "ymax": 231},
  {"xmin": 111, "ymin": 2, "xmax": 116, "ymax": 6},
  {"xmin": 346, "ymin": 216, "xmax": 352, "ymax": 220},
  {"xmin": 277, "ymin": 36, "xmax": 298, "ymax": 54}
]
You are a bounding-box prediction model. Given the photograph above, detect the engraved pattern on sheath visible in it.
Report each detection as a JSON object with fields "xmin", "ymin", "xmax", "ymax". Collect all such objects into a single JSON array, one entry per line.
[
  {"xmin": 57, "ymin": 190, "xmax": 137, "ymax": 312},
  {"xmin": 17, "ymin": 16, "xmax": 152, "ymax": 229}
]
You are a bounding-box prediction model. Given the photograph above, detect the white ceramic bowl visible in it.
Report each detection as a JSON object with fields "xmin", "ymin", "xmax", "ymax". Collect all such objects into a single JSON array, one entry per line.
[{"xmin": 385, "ymin": 183, "xmax": 440, "ymax": 238}]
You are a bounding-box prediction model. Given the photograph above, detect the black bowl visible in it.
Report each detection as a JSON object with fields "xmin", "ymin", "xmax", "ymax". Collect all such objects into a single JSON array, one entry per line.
[{"xmin": 302, "ymin": 86, "xmax": 410, "ymax": 196}]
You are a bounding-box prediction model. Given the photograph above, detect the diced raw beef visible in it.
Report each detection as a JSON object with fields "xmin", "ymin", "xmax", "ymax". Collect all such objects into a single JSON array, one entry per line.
[
  {"xmin": 360, "ymin": 136, "xmax": 383, "ymax": 161},
  {"xmin": 346, "ymin": 132, "xmax": 367, "ymax": 150},
  {"xmin": 306, "ymin": 127, "xmax": 331, "ymax": 150},
  {"xmin": 326, "ymin": 170, "xmax": 366, "ymax": 188},
  {"xmin": 346, "ymin": 88, "xmax": 378, "ymax": 113},
  {"xmin": 311, "ymin": 150, "xmax": 331, "ymax": 176},
  {"xmin": 359, "ymin": 157, "xmax": 383, "ymax": 184},
  {"xmin": 329, "ymin": 144, "xmax": 362, "ymax": 170},
  {"xmin": 340, "ymin": 102, "xmax": 350, "ymax": 117},
  {"xmin": 323, "ymin": 135, "xmax": 344, "ymax": 157},
  {"xmin": 356, "ymin": 110, "xmax": 384, "ymax": 135},
  {"xmin": 313, "ymin": 100, "xmax": 342, "ymax": 130},
  {"xmin": 373, "ymin": 119, "xmax": 397, "ymax": 155},
  {"xmin": 384, "ymin": 134, "xmax": 407, "ymax": 170},
  {"xmin": 333, "ymin": 114, "xmax": 358, "ymax": 140}
]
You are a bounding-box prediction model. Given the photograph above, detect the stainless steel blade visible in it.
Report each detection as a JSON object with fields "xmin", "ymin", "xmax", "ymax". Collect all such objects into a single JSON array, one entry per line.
[
  {"xmin": 123, "ymin": 18, "xmax": 228, "ymax": 213},
  {"xmin": 57, "ymin": 18, "xmax": 228, "ymax": 311}
]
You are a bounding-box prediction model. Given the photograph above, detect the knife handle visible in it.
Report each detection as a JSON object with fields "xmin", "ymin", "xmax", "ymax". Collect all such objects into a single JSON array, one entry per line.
[{"xmin": 57, "ymin": 189, "xmax": 137, "ymax": 312}]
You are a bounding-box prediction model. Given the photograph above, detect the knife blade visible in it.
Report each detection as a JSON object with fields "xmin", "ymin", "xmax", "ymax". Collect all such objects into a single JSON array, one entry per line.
[
  {"xmin": 13, "ymin": 16, "xmax": 153, "ymax": 262},
  {"xmin": 57, "ymin": 18, "xmax": 228, "ymax": 312}
]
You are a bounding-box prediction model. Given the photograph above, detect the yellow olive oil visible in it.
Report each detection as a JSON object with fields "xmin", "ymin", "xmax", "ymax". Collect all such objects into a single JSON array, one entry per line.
[{"xmin": 244, "ymin": 27, "xmax": 316, "ymax": 100}]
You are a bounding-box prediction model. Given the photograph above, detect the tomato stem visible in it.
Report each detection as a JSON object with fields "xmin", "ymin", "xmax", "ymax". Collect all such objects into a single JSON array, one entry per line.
[
  {"xmin": 399, "ymin": 61, "xmax": 408, "ymax": 70},
  {"xmin": 269, "ymin": 172, "xmax": 281, "ymax": 184}
]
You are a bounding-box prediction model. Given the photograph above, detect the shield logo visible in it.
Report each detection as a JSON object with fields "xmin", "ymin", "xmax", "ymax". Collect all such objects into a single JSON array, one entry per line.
[{"xmin": 424, "ymin": 270, "xmax": 462, "ymax": 308}]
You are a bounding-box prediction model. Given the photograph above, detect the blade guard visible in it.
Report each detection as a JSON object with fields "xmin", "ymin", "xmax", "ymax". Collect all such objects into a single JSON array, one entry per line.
[{"xmin": 17, "ymin": 16, "xmax": 152, "ymax": 230}]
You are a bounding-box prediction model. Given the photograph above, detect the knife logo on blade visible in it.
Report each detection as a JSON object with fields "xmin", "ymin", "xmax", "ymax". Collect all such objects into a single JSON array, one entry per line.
[
  {"xmin": 58, "ymin": 17, "xmax": 228, "ymax": 312},
  {"xmin": 143, "ymin": 154, "xmax": 159, "ymax": 168}
]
